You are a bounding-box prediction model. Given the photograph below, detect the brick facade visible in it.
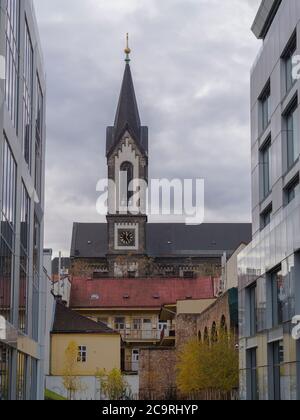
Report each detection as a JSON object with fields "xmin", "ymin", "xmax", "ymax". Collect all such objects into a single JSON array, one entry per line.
[{"xmin": 196, "ymin": 288, "xmax": 238, "ymax": 342}]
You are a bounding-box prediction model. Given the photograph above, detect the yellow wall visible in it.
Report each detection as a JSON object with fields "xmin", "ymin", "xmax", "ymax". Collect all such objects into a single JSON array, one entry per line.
[{"xmin": 51, "ymin": 333, "xmax": 121, "ymax": 376}]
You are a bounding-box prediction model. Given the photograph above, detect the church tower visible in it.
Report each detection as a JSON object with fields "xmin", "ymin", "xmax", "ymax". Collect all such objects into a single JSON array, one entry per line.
[{"xmin": 106, "ymin": 36, "xmax": 148, "ymax": 277}]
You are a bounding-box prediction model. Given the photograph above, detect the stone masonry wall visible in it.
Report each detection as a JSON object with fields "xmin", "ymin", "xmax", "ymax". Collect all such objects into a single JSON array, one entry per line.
[{"xmin": 139, "ymin": 348, "xmax": 177, "ymax": 400}]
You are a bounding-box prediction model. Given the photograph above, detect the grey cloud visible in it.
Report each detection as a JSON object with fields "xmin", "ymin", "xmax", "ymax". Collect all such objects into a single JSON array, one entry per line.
[{"xmin": 34, "ymin": 0, "xmax": 261, "ymax": 256}]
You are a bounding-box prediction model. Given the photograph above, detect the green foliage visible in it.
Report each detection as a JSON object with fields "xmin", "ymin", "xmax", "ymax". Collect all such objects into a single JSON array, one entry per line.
[
  {"xmin": 45, "ymin": 389, "xmax": 67, "ymax": 401},
  {"xmin": 177, "ymin": 331, "xmax": 239, "ymax": 396},
  {"xmin": 96, "ymin": 368, "xmax": 129, "ymax": 400},
  {"xmin": 62, "ymin": 341, "xmax": 84, "ymax": 400}
]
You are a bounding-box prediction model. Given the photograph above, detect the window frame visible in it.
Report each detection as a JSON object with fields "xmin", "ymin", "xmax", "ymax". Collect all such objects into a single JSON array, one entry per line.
[
  {"xmin": 77, "ymin": 346, "xmax": 87, "ymax": 363},
  {"xmin": 282, "ymin": 30, "xmax": 297, "ymax": 94},
  {"xmin": 259, "ymin": 81, "xmax": 271, "ymax": 134}
]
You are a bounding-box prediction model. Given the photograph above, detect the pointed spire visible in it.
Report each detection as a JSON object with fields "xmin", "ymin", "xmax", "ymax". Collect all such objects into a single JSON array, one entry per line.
[
  {"xmin": 113, "ymin": 42, "xmax": 141, "ymax": 143},
  {"xmin": 106, "ymin": 36, "xmax": 148, "ymax": 157}
]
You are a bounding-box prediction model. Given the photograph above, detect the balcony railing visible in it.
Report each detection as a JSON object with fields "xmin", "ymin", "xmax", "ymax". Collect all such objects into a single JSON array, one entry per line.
[
  {"xmin": 117, "ymin": 328, "xmax": 161, "ymax": 341},
  {"xmin": 160, "ymin": 328, "xmax": 176, "ymax": 342}
]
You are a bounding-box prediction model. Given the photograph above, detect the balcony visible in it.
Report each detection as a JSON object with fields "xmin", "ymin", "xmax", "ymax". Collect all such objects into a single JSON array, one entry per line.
[
  {"xmin": 160, "ymin": 327, "xmax": 176, "ymax": 347},
  {"xmin": 117, "ymin": 328, "xmax": 161, "ymax": 342}
]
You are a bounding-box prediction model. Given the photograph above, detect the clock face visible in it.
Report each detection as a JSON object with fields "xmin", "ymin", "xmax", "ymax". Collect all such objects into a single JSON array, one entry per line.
[{"xmin": 118, "ymin": 229, "xmax": 136, "ymax": 247}]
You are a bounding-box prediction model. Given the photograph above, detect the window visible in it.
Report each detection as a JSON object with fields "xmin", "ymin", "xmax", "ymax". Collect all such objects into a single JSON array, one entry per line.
[
  {"xmin": 132, "ymin": 349, "xmax": 139, "ymax": 372},
  {"xmin": 261, "ymin": 205, "xmax": 272, "ymax": 230},
  {"xmin": 22, "ymin": 20, "xmax": 33, "ymax": 169},
  {"xmin": 133, "ymin": 319, "xmax": 142, "ymax": 330},
  {"xmin": 16, "ymin": 352, "xmax": 27, "ymax": 400},
  {"xmin": 286, "ymin": 102, "xmax": 299, "ymax": 170},
  {"xmin": 35, "ymin": 76, "xmax": 43, "ymax": 198},
  {"xmin": 283, "ymin": 32, "xmax": 297, "ymax": 94},
  {"xmin": 0, "ymin": 136, "xmax": 17, "ymax": 323},
  {"xmin": 284, "ymin": 176, "xmax": 299, "ymax": 205},
  {"xmin": 128, "ymin": 270, "xmax": 136, "ymax": 278},
  {"xmin": 220, "ymin": 315, "xmax": 228, "ymax": 335},
  {"xmin": 32, "ymin": 216, "xmax": 40, "ymax": 340},
  {"xmin": 270, "ymin": 341, "xmax": 284, "ymax": 400},
  {"xmin": 248, "ymin": 284, "xmax": 257, "ymax": 336},
  {"xmin": 260, "ymin": 82, "xmax": 271, "ymax": 133},
  {"xmin": 211, "ymin": 322, "xmax": 218, "ymax": 343},
  {"xmin": 5, "ymin": 0, "xmax": 20, "ymax": 129},
  {"xmin": 247, "ymin": 348, "xmax": 258, "ymax": 400},
  {"xmin": 0, "ymin": 343, "xmax": 10, "ymax": 400},
  {"xmin": 183, "ymin": 271, "xmax": 194, "ymax": 279},
  {"xmin": 115, "ymin": 317, "xmax": 125, "ymax": 331},
  {"xmin": 120, "ymin": 161, "xmax": 134, "ymax": 208},
  {"xmin": 271, "ymin": 268, "xmax": 284, "ymax": 327},
  {"xmin": 19, "ymin": 183, "xmax": 30, "ymax": 333},
  {"xmin": 77, "ymin": 346, "xmax": 87, "ymax": 363},
  {"xmin": 261, "ymin": 140, "xmax": 271, "ymax": 199},
  {"xmin": 204, "ymin": 327, "xmax": 209, "ymax": 344}
]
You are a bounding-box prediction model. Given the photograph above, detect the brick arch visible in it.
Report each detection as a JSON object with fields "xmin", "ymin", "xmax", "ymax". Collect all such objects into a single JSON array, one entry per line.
[
  {"xmin": 220, "ymin": 315, "xmax": 228, "ymax": 334},
  {"xmin": 211, "ymin": 322, "xmax": 218, "ymax": 343},
  {"xmin": 203, "ymin": 327, "xmax": 209, "ymax": 344}
]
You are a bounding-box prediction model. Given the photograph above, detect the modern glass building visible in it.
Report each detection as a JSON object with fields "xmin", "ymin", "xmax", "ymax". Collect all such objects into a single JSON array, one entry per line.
[
  {"xmin": 239, "ymin": 0, "xmax": 300, "ymax": 400},
  {"xmin": 0, "ymin": 0, "xmax": 46, "ymax": 400}
]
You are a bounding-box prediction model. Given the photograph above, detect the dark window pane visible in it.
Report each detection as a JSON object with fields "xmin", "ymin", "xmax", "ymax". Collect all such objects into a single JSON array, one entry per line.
[{"xmin": 5, "ymin": 0, "xmax": 20, "ymax": 129}]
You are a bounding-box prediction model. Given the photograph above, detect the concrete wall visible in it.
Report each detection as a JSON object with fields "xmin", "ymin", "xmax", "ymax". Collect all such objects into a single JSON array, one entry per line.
[
  {"xmin": 46, "ymin": 373, "xmax": 139, "ymax": 400},
  {"xmin": 50, "ymin": 333, "xmax": 121, "ymax": 376}
]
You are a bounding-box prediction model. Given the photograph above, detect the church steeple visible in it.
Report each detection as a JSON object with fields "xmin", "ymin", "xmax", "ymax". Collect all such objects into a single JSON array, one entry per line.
[
  {"xmin": 113, "ymin": 61, "xmax": 141, "ymax": 144},
  {"xmin": 106, "ymin": 36, "xmax": 148, "ymax": 157}
]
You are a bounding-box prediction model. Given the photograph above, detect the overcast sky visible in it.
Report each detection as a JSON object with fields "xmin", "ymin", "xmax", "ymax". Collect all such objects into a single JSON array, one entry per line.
[{"xmin": 33, "ymin": 0, "xmax": 262, "ymax": 257}]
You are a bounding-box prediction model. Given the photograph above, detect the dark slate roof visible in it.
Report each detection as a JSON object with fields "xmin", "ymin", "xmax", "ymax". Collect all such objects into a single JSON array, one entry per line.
[
  {"xmin": 51, "ymin": 302, "xmax": 117, "ymax": 334},
  {"xmin": 106, "ymin": 63, "xmax": 148, "ymax": 156},
  {"xmin": 52, "ymin": 257, "xmax": 70, "ymax": 275},
  {"xmin": 70, "ymin": 222, "xmax": 252, "ymax": 259}
]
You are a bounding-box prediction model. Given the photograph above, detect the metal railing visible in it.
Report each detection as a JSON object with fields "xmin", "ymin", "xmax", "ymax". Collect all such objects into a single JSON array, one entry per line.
[{"xmin": 117, "ymin": 328, "xmax": 161, "ymax": 341}]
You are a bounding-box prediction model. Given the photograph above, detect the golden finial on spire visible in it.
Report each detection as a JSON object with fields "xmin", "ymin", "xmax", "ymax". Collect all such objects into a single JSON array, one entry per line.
[{"xmin": 124, "ymin": 33, "xmax": 131, "ymax": 62}]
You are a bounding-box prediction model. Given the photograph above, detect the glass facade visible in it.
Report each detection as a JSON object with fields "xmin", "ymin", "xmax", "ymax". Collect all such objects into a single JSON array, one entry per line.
[
  {"xmin": 19, "ymin": 183, "xmax": 30, "ymax": 333},
  {"xmin": 260, "ymin": 84, "xmax": 270, "ymax": 133},
  {"xmin": 0, "ymin": 342, "xmax": 11, "ymax": 400},
  {"xmin": 5, "ymin": 0, "xmax": 20, "ymax": 129},
  {"xmin": 286, "ymin": 104, "xmax": 299, "ymax": 170},
  {"xmin": 261, "ymin": 141, "xmax": 271, "ymax": 199},
  {"xmin": 0, "ymin": 0, "xmax": 46, "ymax": 400},
  {"xmin": 0, "ymin": 136, "xmax": 17, "ymax": 323},
  {"xmin": 35, "ymin": 76, "xmax": 43, "ymax": 199},
  {"xmin": 284, "ymin": 33, "xmax": 296, "ymax": 94},
  {"xmin": 22, "ymin": 20, "xmax": 33, "ymax": 169},
  {"xmin": 16, "ymin": 352, "xmax": 27, "ymax": 400},
  {"xmin": 241, "ymin": 2, "xmax": 300, "ymax": 399}
]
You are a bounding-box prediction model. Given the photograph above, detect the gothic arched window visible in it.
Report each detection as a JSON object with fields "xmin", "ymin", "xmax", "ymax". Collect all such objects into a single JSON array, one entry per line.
[
  {"xmin": 211, "ymin": 322, "xmax": 218, "ymax": 344},
  {"xmin": 204, "ymin": 327, "xmax": 209, "ymax": 345},
  {"xmin": 220, "ymin": 315, "xmax": 228, "ymax": 335},
  {"xmin": 120, "ymin": 161, "xmax": 134, "ymax": 207}
]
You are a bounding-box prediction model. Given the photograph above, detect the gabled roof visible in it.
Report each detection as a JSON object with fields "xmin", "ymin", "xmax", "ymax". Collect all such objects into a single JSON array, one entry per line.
[
  {"xmin": 70, "ymin": 222, "xmax": 252, "ymax": 259},
  {"xmin": 70, "ymin": 276, "xmax": 216, "ymax": 309},
  {"xmin": 106, "ymin": 63, "xmax": 148, "ymax": 156},
  {"xmin": 51, "ymin": 302, "xmax": 118, "ymax": 334}
]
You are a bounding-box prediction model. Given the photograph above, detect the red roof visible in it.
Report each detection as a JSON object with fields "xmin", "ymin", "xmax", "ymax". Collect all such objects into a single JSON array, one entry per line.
[{"xmin": 70, "ymin": 277, "xmax": 216, "ymax": 309}]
